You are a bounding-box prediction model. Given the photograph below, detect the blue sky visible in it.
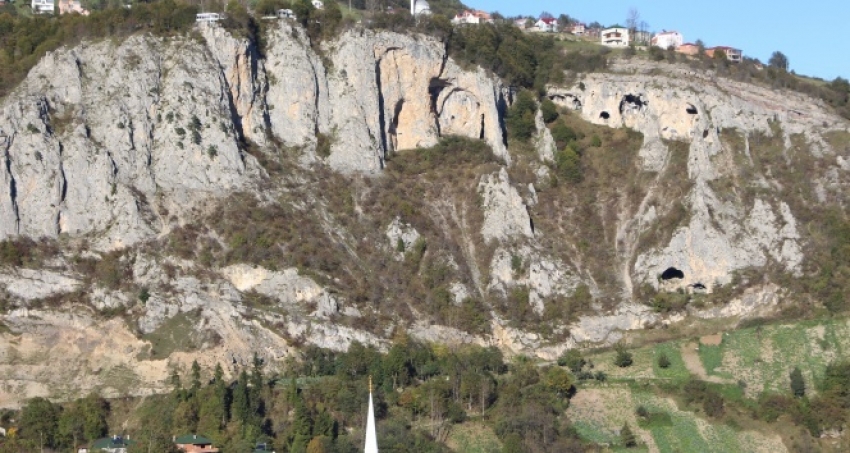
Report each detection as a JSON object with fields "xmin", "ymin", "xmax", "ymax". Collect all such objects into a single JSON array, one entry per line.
[{"xmin": 467, "ymin": 0, "xmax": 848, "ymax": 81}]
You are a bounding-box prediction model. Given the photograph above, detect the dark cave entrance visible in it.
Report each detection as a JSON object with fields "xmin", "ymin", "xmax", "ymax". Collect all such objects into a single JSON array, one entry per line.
[
  {"xmin": 600, "ymin": 111, "xmax": 610, "ymax": 120},
  {"xmin": 660, "ymin": 267, "xmax": 685, "ymax": 281}
]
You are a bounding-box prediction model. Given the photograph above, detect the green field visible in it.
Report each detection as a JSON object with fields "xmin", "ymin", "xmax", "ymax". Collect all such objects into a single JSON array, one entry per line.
[{"xmin": 566, "ymin": 317, "xmax": 850, "ymax": 452}]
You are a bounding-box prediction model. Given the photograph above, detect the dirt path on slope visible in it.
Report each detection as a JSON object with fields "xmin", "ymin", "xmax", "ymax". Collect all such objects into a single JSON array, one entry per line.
[{"xmin": 680, "ymin": 341, "xmax": 730, "ymax": 384}]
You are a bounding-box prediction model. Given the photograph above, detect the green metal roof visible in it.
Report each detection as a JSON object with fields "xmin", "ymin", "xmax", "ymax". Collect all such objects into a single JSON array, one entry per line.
[
  {"xmin": 92, "ymin": 436, "xmax": 135, "ymax": 449},
  {"xmin": 174, "ymin": 434, "xmax": 215, "ymax": 445}
]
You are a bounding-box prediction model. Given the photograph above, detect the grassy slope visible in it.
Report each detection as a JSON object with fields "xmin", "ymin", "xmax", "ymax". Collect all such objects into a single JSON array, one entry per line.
[{"xmin": 567, "ymin": 317, "xmax": 850, "ymax": 452}]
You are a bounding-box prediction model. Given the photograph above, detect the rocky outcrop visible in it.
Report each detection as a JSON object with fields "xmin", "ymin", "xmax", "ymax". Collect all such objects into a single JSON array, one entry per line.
[
  {"xmin": 385, "ymin": 216, "xmax": 421, "ymax": 256},
  {"xmin": 478, "ymin": 168, "xmax": 533, "ymax": 243},
  {"xmin": 0, "ymin": 34, "xmax": 257, "ymax": 248},
  {"xmin": 0, "ymin": 268, "xmax": 80, "ymax": 301},
  {"xmin": 264, "ymin": 26, "xmax": 508, "ymax": 171},
  {"xmin": 221, "ymin": 263, "xmax": 341, "ymax": 318},
  {"xmin": 548, "ymin": 62, "xmax": 843, "ymax": 292}
]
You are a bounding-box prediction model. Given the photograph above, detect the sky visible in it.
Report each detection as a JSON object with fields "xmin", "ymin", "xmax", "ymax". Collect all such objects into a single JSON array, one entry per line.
[{"xmin": 467, "ymin": 0, "xmax": 849, "ymax": 81}]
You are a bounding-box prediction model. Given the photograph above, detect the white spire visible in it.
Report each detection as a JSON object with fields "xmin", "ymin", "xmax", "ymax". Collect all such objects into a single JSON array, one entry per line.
[{"xmin": 365, "ymin": 378, "xmax": 378, "ymax": 453}]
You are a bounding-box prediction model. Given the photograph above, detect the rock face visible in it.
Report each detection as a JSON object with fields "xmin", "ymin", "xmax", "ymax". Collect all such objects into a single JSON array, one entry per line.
[
  {"xmin": 548, "ymin": 62, "xmax": 844, "ymax": 291},
  {"xmin": 478, "ymin": 168, "xmax": 534, "ymax": 244},
  {"xmin": 0, "ymin": 24, "xmax": 510, "ymax": 246},
  {"xmin": 1, "ymin": 26, "xmax": 850, "ymax": 405},
  {"xmin": 264, "ymin": 26, "xmax": 509, "ymax": 171},
  {"xmin": 0, "ymin": 34, "xmax": 257, "ymax": 249}
]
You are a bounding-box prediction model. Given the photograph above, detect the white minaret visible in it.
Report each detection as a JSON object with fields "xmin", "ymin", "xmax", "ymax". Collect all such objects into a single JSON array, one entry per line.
[
  {"xmin": 410, "ymin": 0, "xmax": 415, "ymax": 15},
  {"xmin": 365, "ymin": 377, "xmax": 378, "ymax": 453}
]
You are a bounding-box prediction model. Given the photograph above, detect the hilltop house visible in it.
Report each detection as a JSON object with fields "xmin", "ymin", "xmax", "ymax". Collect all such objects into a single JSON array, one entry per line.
[
  {"xmin": 676, "ymin": 42, "xmax": 701, "ymax": 56},
  {"xmin": 31, "ymin": 0, "xmax": 54, "ymax": 14},
  {"xmin": 311, "ymin": 0, "xmax": 323, "ymax": 9},
  {"xmin": 451, "ymin": 10, "xmax": 493, "ymax": 25},
  {"xmin": 601, "ymin": 27, "xmax": 629, "ymax": 47},
  {"xmin": 514, "ymin": 18, "xmax": 532, "ymax": 29},
  {"xmin": 706, "ymin": 46, "xmax": 742, "ymax": 62},
  {"xmin": 90, "ymin": 435, "xmax": 135, "ymax": 453},
  {"xmin": 652, "ymin": 30, "xmax": 683, "ymax": 50},
  {"xmin": 535, "ymin": 17, "xmax": 557, "ymax": 33},
  {"xmin": 175, "ymin": 434, "xmax": 220, "ymax": 453},
  {"xmin": 58, "ymin": 0, "xmax": 89, "ymax": 15},
  {"xmin": 571, "ymin": 22, "xmax": 586, "ymax": 36}
]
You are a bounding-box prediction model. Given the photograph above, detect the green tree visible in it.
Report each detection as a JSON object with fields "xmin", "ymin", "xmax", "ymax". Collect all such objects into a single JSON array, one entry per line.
[
  {"xmin": 557, "ymin": 349, "xmax": 585, "ymax": 373},
  {"xmin": 191, "ymin": 360, "xmax": 202, "ymax": 394},
  {"xmin": 620, "ymin": 423, "xmax": 637, "ymax": 447},
  {"xmin": 790, "ymin": 367, "xmax": 806, "ymax": 397},
  {"xmin": 769, "ymin": 51, "xmax": 789, "ymax": 71},
  {"xmin": 506, "ymin": 90, "xmax": 537, "ymax": 141},
  {"xmin": 540, "ymin": 98, "xmax": 559, "ymax": 123},
  {"xmin": 545, "ymin": 366, "xmax": 574, "ymax": 397},
  {"xmin": 658, "ymin": 352, "xmax": 671, "ymax": 369},
  {"xmin": 614, "ymin": 344, "xmax": 633, "ymax": 368},
  {"xmin": 555, "ymin": 145, "xmax": 582, "ymax": 183},
  {"xmin": 19, "ymin": 397, "xmax": 60, "ymax": 450}
]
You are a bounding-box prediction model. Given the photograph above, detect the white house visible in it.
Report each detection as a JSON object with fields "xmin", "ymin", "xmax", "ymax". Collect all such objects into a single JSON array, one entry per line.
[
  {"xmin": 411, "ymin": 0, "xmax": 431, "ymax": 16},
  {"xmin": 601, "ymin": 27, "xmax": 629, "ymax": 47},
  {"xmin": 535, "ymin": 17, "xmax": 557, "ymax": 33},
  {"xmin": 31, "ymin": 0, "xmax": 54, "ymax": 14},
  {"xmin": 451, "ymin": 10, "xmax": 493, "ymax": 25},
  {"xmin": 196, "ymin": 12, "xmax": 223, "ymax": 22},
  {"xmin": 311, "ymin": 0, "xmax": 323, "ymax": 9},
  {"xmin": 652, "ymin": 31, "xmax": 684, "ymax": 50},
  {"xmin": 277, "ymin": 9, "xmax": 295, "ymax": 20}
]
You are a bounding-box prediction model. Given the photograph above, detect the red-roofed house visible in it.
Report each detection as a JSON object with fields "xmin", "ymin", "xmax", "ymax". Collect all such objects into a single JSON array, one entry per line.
[
  {"xmin": 535, "ymin": 17, "xmax": 558, "ymax": 33},
  {"xmin": 452, "ymin": 10, "xmax": 493, "ymax": 25},
  {"xmin": 676, "ymin": 43, "xmax": 701, "ymax": 56}
]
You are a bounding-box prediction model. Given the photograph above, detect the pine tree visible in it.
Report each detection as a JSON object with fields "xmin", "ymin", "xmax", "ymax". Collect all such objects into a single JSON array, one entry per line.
[
  {"xmin": 790, "ymin": 366, "xmax": 806, "ymax": 398},
  {"xmin": 658, "ymin": 352, "xmax": 671, "ymax": 369},
  {"xmin": 191, "ymin": 360, "xmax": 202, "ymax": 394},
  {"xmin": 620, "ymin": 423, "xmax": 637, "ymax": 448}
]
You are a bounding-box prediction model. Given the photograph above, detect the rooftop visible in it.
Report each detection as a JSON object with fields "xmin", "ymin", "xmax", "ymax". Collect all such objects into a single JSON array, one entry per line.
[{"xmin": 174, "ymin": 434, "xmax": 215, "ymax": 445}]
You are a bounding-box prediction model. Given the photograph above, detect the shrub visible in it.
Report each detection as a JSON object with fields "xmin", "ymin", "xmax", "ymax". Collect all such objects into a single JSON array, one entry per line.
[
  {"xmin": 614, "ymin": 344, "xmax": 633, "ymax": 368},
  {"xmin": 551, "ymin": 122, "xmax": 577, "ymax": 150},
  {"xmin": 557, "ymin": 349, "xmax": 586, "ymax": 373},
  {"xmin": 790, "ymin": 367, "xmax": 805, "ymax": 398},
  {"xmin": 540, "ymin": 98, "xmax": 559, "ymax": 124},
  {"xmin": 658, "ymin": 352, "xmax": 671, "ymax": 369},
  {"xmin": 555, "ymin": 146, "xmax": 582, "ymax": 183},
  {"xmin": 506, "ymin": 90, "xmax": 537, "ymax": 142}
]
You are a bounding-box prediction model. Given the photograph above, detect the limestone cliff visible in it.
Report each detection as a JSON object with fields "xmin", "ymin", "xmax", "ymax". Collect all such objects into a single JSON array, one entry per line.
[{"xmin": 0, "ymin": 23, "xmax": 848, "ymax": 406}]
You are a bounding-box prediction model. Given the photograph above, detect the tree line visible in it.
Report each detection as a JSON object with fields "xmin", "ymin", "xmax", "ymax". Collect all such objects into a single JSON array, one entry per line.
[{"xmin": 0, "ymin": 340, "xmax": 590, "ymax": 453}]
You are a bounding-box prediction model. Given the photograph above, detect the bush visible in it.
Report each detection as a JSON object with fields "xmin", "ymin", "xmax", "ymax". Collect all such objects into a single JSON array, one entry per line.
[
  {"xmin": 540, "ymin": 98, "xmax": 559, "ymax": 124},
  {"xmin": 557, "ymin": 349, "xmax": 585, "ymax": 373},
  {"xmin": 614, "ymin": 344, "xmax": 633, "ymax": 368},
  {"xmin": 551, "ymin": 122, "xmax": 577, "ymax": 150},
  {"xmin": 555, "ymin": 146, "xmax": 582, "ymax": 183},
  {"xmin": 506, "ymin": 90, "xmax": 537, "ymax": 141},
  {"xmin": 658, "ymin": 352, "xmax": 671, "ymax": 369}
]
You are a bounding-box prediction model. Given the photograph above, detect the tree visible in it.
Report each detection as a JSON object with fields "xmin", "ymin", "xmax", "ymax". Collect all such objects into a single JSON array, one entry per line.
[
  {"xmin": 19, "ymin": 398, "xmax": 60, "ymax": 450},
  {"xmin": 658, "ymin": 353, "xmax": 671, "ymax": 369},
  {"xmin": 555, "ymin": 145, "xmax": 582, "ymax": 183},
  {"xmin": 191, "ymin": 360, "xmax": 202, "ymax": 394},
  {"xmin": 614, "ymin": 344, "xmax": 633, "ymax": 368},
  {"xmin": 626, "ymin": 8, "xmax": 640, "ymax": 36},
  {"xmin": 790, "ymin": 367, "xmax": 806, "ymax": 397},
  {"xmin": 769, "ymin": 51, "xmax": 789, "ymax": 71},
  {"xmin": 695, "ymin": 39, "xmax": 706, "ymax": 56},
  {"xmin": 557, "ymin": 349, "xmax": 586, "ymax": 373},
  {"xmin": 540, "ymin": 98, "xmax": 559, "ymax": 124},
  {"xmin": 545, "ymin": 366, "xmax": 574, "ymax": 397},
  {"xmin": 620, "ymin": 423, "xmax": 637, "ymax": 447}
]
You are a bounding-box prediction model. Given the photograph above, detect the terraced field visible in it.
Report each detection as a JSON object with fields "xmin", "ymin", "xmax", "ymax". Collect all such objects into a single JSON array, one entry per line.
[{"xmin": 567, "ymin": 317, "xmax": 850, "ymax": 452}]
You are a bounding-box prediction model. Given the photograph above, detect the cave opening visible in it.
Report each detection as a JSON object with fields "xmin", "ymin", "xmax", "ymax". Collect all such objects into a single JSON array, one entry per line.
[
  {"xmin": 703, "ymin": 129, "xmax": 709, "ymax": 138},
  {"xmin": 686, "ymin": 104, "xmax": 698, "ymax": 115},
  {"xmin": 619, "ymin": 94, "xmax": 648, "ymax": 115},
  {"xmin": 660, "ymin": 267, "xmax": 685, "ymax": 280},
  {"xmin": 600, "ymin": 111, "xmax": 610, "ymax": 120}
]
